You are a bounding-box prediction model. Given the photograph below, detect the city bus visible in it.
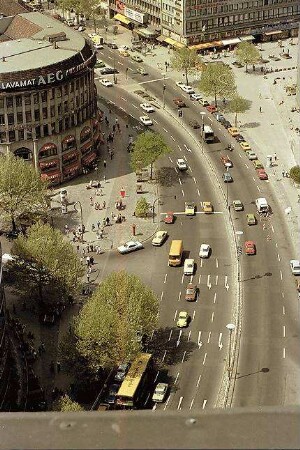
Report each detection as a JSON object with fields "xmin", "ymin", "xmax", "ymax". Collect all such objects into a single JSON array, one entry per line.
[
  {"xmin": 116, "ymin": 353, "xmax": 153, "ymax": 409},
  {"xmin": 168, "ymin": 240, "xmax": 183, "ymax": 267}
]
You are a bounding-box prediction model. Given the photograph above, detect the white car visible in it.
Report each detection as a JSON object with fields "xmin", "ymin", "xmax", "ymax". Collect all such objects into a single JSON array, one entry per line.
[
  {"xmin": 177, "ymin": 159, "xmax": 188, "ymax": 170},
  {"xmin": 181, "ymin": 85, "xmax": 195, "ymax": 94},
  {"xmin": 176, "ymin": 81, "xmax": 185, "ymax": 88},
  {"xmin": 140, "ymin": 115, "xmax": 153, "ymax": 126},
  {"xmin": 117, "ymin": 241, "xmax": 143, "ymax": 254},
  {"xmin": 88, "ymin": 32, "xmax": 97, "ymax": 38},
  {"xmin": 152, "ymin": 383, "xmax": 168, "ymax": 403},
  {"xmin": 119, "ymin": 45, "xmax": 130, "ymax": 50},
  {"xmin": 94, "ymin": 43, "xmax": 104, "ymax": 49},
  {"xmin": 140, "ymin": 103, "xmax": 155, "ymax": 113},
  {"xmin": 199, "ymin": 243, "xmax": 210, "ymax": 258},
  {"xmin": 190, "ymin": 93, "xmax": 202, "ymax": 101},
  {"xmin": 100, "ymin": 79, "xmax": 113, "ymax": 87},
  {"xmin": 290, "ymin": 260, "xmax": 300, "ymax": 275},
  {"xmin": 152, "ymin": 231, "xmax": 168, "ymax": 246},
  {"xmin": 246, "ymin": 150, "xmax": 258, "ymax": 161},
  {"xmin": 184, "ymin": 258, "xmax": 194, "ymax": 275}
]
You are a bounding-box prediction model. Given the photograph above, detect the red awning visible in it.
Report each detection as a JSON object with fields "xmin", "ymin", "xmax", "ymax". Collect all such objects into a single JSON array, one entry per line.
[
  {"xmin": 80, "ymin": 141, "xmax": 93, "ymax": 153},
  {"xmin": 80, "ymin": 126, "xmax": 91, "ymax": 137},
  {"xmin": 40, "ymin": 143, "xmax": 57, "ymax": 152},
  {"xmin": 40, "ymin": 170, "xmax": 61, "ymax": 181},
  {"xmin": 62, "ymin": 135, "xmax": 76, "ymax": 144},
  {"xmin": 82, "ymin": 152, "xmax": 97, "ymax": 166},
  {"xmin": 63, "ymin": 162, "xmax": 80, "ymax": 175},
  {"xmin": 62, "ymin": 151, "xmax": 78, "ymax": 162},
  {"xmin": 39, "ymin": 159, "xmax": 59, "ymax": 169}
]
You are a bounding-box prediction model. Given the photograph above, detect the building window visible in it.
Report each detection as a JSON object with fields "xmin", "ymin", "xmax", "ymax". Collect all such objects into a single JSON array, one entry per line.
[
  {"xmin": 25, "ymin": 111, "xmax": 32, "ymax": 122},
  {"xmin": 35, "ymin": 110, "xmax": 40, "ymax": 121},
  {"xmin": 9, "ymin": 130, "xmax": 16, "ymax": 142},
  {"xmin": 18, "ymin": 129, "xmax": 24, "ymax": 140},
  {"xmin": 24, "ymin": 95, "xmax": 31, "ymax": 105},
  {"xmin": 7, "ymin": 114, "xmax": 14, "ymax": 125},
  {"xmin": 17, "ymin": 112, "xmax": 23, "ymax": 124},
  {"xmin": 16, "ymin": 96, "xmax": 22, "ymax": 107},
  {"xmin": 41, "ymin": 91, "xmax": 47, "ymax": 102},
  {"xmin": 0, "ymin": 115, "xmax": 4, "ymax": 125},
  {"xmin": 15, "ymin": 147, "xmax": 32, "ymax": 160}
]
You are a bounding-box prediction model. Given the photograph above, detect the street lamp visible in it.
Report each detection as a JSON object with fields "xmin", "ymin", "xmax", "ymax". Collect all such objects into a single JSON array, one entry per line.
[
  {"xmin": 162, "ymin": 72, "xmax": 166, "ymax": 109},
  {"xmin": 152, "ymin": 195, "xmax": 176, "ymax": 223},
  {"xmin": 74, "ymin": 201, "xmax": 84, "ymax": 242},
  {"xmin": 226, "ymin": 166, "xmax": 230, "ymax": 210},
  {"xmin": 226, "ymin": 323, "xmax": 235, "ymax": 379},
  {"xmin": 200, "ymin": 112, "xmax": 206, "ymax": 154},
  {"xmin": 235, "ymin": 230, "xmax": 243, "ymax": 283}
]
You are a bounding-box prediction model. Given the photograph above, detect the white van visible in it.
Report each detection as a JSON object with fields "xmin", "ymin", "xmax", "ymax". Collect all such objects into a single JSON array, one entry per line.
[
  {"xmin": 255, "ymin": 197, "xmax": 269, "ymax": 213},
  {"xmin": 184, "ymin": 259, "xmax": 194, "ymax": 275}
]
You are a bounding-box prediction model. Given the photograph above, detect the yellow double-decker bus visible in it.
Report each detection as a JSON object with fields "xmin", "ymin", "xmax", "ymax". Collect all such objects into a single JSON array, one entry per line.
[{"xmin": 116, "ymin": 353, "xmax": 152, "ymax": 408}]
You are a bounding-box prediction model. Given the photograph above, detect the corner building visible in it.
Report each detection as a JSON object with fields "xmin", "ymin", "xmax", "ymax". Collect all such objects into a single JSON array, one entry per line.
[{"xmin": 0, "ymin": 12, "xmax": 101, "ymax": 185}]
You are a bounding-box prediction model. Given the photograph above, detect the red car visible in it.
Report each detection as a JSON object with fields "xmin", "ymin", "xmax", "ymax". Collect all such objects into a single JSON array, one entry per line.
[
  {"xmin": 206, "ymin": 105, "xmax": 217, "ymax": 113},
  {"xmin": 257, "ymin": 169, "xmax": 268, "ymax": 180},
  {"xmin": 164, "ymin": 212, "xmax": 174, "ymax": 224},
  {"xmin": 173, "ymin": 97, "xmax": 186, "ymax": 108},
  {"xmin": 221, "ymin": 155, "xmax": 233, "ymax": 168},
  {"xmin": 244, "ymin": 240, "xmax": 256, "ymax": 255}
]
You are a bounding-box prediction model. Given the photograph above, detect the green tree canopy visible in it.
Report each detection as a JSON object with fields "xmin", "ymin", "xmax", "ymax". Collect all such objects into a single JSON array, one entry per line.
[
  {"xmin": 0, "ymin": 154, "xmax": 48, "ymax": 231},
  {"xmin": 135, "ymin": 197, "xmax": 149, "ymax": 218},
  {"xmin": 7, "ymin": 222, "xmax": 84, "ymax": 305},
  {"xmin": 226, "ymin": 95, "xmax": 251, "ymax": 127},
  {"xmin": 235, "ymin": 42, "xmax": 261, "ymax": 72},
  {"xmin": 289, "ymin": 165, "xmax": 300, "ymax": 184},
  {"xmin": 130, "ymin": 132, "xmax": 172, "ymax": 179},
  {"xmin": 54, "ymin": 394, "xmax": 84, "ymax": 412},
  {"xmin": 75, "ymin": 271, "xmax": 159, "ymax": 370},
  {"xmin": 198, "ymin": 62, "xmax": 236, "ymax": 106},
  {"xmin": 170, "ymin": 47, "xmax": 199, "ymax": 85}
]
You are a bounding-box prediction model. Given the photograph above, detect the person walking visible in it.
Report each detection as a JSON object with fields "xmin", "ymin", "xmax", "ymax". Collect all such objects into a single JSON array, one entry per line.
[
  {"xmin": 56, "ymin": 361, "xmax": 61, "ymax": 373},
  {"xmin": 103, "ymin": 160, "xmax": 107, "ymax": 169},
  {"xmin": 273, "ymin": 153, "xmax": 277, "ymax": 161},
  {"xmin": 86, "ymin": 256, "xmax": 90, "ymax": 266},
  {"xmin": 259, "ymin": 106, "xmax": 262, "ymax": 113},
  {"xmin": 106, "ymin": 217, "xmax": 110, "ymax": 226},
  {"xmin": 97, "ymin": 220, "xmax": 101, "ymax": 229},
  {"xmin": 103, "ymin": 174, "xmax": 106, "ymax": 183}
]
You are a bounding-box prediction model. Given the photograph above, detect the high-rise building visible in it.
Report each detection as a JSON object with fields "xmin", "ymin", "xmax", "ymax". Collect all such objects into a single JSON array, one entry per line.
[{"xmin": 110, "ymin": 0, "xmax": 300, "ymax": 47}]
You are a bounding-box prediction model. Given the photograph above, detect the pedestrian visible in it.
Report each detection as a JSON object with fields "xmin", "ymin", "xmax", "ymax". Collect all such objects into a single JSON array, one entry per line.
[
  {"xmin": 90, "ymin": 256, "xmax": 94, "ymax": 265},
  {"xmin": 97, "ymin": 220, "xmax": 101, "ymax": 230},
  {"xmin": 115, "ymin": 118, "xmax": 118, "ymax": 125},
  {"xmin": 90, "ymin": 196, "xmax": 94, "ymax": 206},
  {"xmin": 86, "ymin": 256, "xmax": 90, "ymax": 266},
  {"xmin": 103, "ymin": 160, "xmax": 107, "ymax": 168},
  {"xmin": 92, "ymin": 223, "xmax": 95, "ymax": 231},
  {"xmin": 76, "ymin": 244, "xmax": 80, "ymax": 252},
  {"xmin": 112, "ymin": 124, "xmax": 116, "ymax": 133},
  {"xmin": 273, "ymin": 153, "xmax": 277, "ymax": 161},
  {"xmin": 103, "ymin": 174, "xmax": 106, "ymax": 183},
  {"xmin": 282, "ymin": 170, "xmax": 285, "ymax": 178},
  {"xmin": 117, "ymin": 123, "xmax": 120, "ymax": 132},
  {"xmin": 82, "ymin": 247, "xmax": 85, "ymax": 256},
  {"xmin": 88, "ymin": 265, "xmax": 92, "ymax": 274},
  {"xmin": 64, "ymin": 224, "xmax": 69, "ymax": 234},
  {"xmin": 110, "ymin": 150, "xmax": 113, "ymax": 160},
  {"xmin": 96, "ymin": 246, "xmax": 101, "ymax": 254},
  {"xmin": 87, "ymin": 273, "xmax": 90, "ymax": 283},
  {"xmin": 103, "ymin": 201, "xmax": 106, "ymax": 209},
  {"xmin": 259, "ymin": 106, "xmax": 262, "ymax": 113},
  {"xmin": 106, "ymin": 217, "xmax": 110, "ymax": 226},
  {"xmin": 107, "ymin": 143, "xmax": 110, "ymax": 152},
  {"xmin": 102, "ymin": 218, "xmax": 106, "ymax": 227},
  {"xmin": 57, "ymin": 361, "xmax": 61, "ymax": 373}
]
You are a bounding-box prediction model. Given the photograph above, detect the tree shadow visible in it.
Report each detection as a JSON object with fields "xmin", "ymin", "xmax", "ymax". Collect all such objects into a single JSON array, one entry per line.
[
  {"xmin": 236, "ymin": 367, "xmax": 269, "ymax": 379},
  {"xmin": 155, "ymin": 167, "xmax": 179, "ymax": 187},
  {"xmin": 240, "ymin": 122, "xmax": 260, "ymax": 129}
]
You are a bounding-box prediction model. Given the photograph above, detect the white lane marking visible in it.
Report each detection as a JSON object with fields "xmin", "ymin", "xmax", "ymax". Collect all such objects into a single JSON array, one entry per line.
[
  {"xmin": 154, "ymin": 371, "xmax": 160, "ymax": 383},
  {"xmin": 178, "ymin": 178, "xmax": 182, "ymax": 185},
  {"xmin": 168, "ymin": 330, "xmax": 173, "ymax": 341},
  {"xmin": 168, "ymin": 156, "xmax": 173, "ymax": 163},
  {"xmin": 244, "ymin": 163, "xmax": 249, "ymax": 168},
  {"xmin": 188, "ymin": 330, "xmax": 191, "ymax": 341},
  {"xmin": 139, "ymin": 77, "xmax": 170, "ymax": 84},
  {"xmin": 202, "ymin": 399, "xmax": 207, "ymax": 409},
  {"xmin": 152, "ymin": 403, "xmax": 157, "ymax": 410},
  {"xmin": 189, "ymin": 398, "xmax": 195, "ymax": 410},
  {"xmin": 239, "ymin": 153, "xmax": 242, "ymax": 158},
  {"xmin": 283, "ymin": 347, "xmax": 286, "ymax": 359},
  {"xmin": 177, "ymin": 396, "xmax": 183, "ymax": 410},
  {"xmin": 271, "ymin": 225, "xmax": 275, "ymax": 233},
  {"xmin": 118, "ymin": 61, "xmax": 124, "ymax": 66},
  {"xmin": 207, "ymin": 331, "xmax": 211, "ymax": 344},
  {"xmin": 211, "ymin": 311, "xmax": 215, "ymax": 322},
  {"xmin": 252, "ymin": 176, "xmax": 256, "ymax": 182},
  {"xmin": 132, "ymin": 104, "xmax": 138, "ymax": 109},
  {"xmin": 181, "ymin": 189, "xmax": 185, "ymax": 197},
  {"xmin": 277, "ymin": 254, "xmax": 281, "ymax": 262},
  {"xmin": 119, "ymin": 106, "xmax": 125, "ymax": 112},
  {"xmin": 162, "ymin": 350, "xmax": 167, "ymax": 362},
  {"xmin": 192, "ymin": 310, "xmax": 196, "ymax": 320},
  {"xmin": 215, "ymin": 275, "xmax": 219, "ymax": 285},
  {"xmin": 257, "ymin": 185, "xmax": 261, "ymax": 192},
  {"xmin": 213, "ymin": 292, "xmax": 217, "ymax": 304},
  {"xmin": 120, "ymin": 97, "xmax": 127, "ymax": 102},
  {"xmin": 198, "ymin": 331, "xmax": 202, "ymax": 348},
  {"xmin": 283, "ymin": 325, "xmax": 286, "ymax": 338},
  {"xmin": 282, "ymin": 306, "xmax": 285, "ymax": 315},
  {"xmin": 197, "ymin": 189, "xmax": 201, "ymax": 197},
  {"xmin": 218, "ymin": 332, "xmax": 223, "ymax": 350},
  {"xmin": 160, "ymin": 291, "xmax": 164, "ymax": 302},
  {"xmin": 164, "ymin": 274, "xmax": 167, "ymax": 283},
  {"xmin": 216, "ymin": 258, "xmax": 219, "ymax": 268},
  {"xmin": 196, "ymin": 374, "xmax": 201, "ymax": 387},
  {"xmin": 282, "ymin": 292, "xmax": 285, "ymax": 298},
  {"xmin": 275, "ymin": 242, "xmax": 278, "ymax": 248},
  {"xmin": 225, "ymin": 275, "xmax": 229, "ymax": 291},
  {"xmin": 190, "ymin": 274, "xmax": 194, "ymax": 283},
  {"xmin": 202, "ymin": 352, "xmax": 207, "ymax": 365},
  {"xmin": 200, "ymin": 259, "xmax": 203, "ymax": 268},
  {"xmin": 181, "ymin": 350, "xmax": 187, "ymax": 363},
  {"xmin": 178, "ymin": 145, "xmax": 182, "ymax": 152},
  {"xmin": 280, "ymin": 270, "xmax": 283, "ymax": 280},
  {"xmin": 177, "ymin": 329, "xmax": 182, "ymax": 347},
  {"xmin": 171, "ymin": 135, "xmax": 175, "ymax": 141},
  {"xmin": 198, "ymin": 274, "xmax": 201, "ymax": 284},
  {"xmin": 164, "ymin": 395, "xmax": 171, "ymax": 410},
  {"xmin": 174, "ymin": 372, "xmax": 180, "ymax": 384},
  {"xmin": 193, "ymin": 176, "xmax": 197, "ymax": 183},
  {"xmin": 163, "ymin": 127, "xmax": 168, "ymax": 133},
  {"xmin": 107, "ymin": 55, "xmax": 113, "ymax": 60},
  {"xmin": 174, "ymin": 310, "xmax": 178, "ymax": 321},
  {"xmin": 153, "ymin": 119, "xmax": 158, "ymax": 124},
  {"xmin": 189, "ymin": 166, "xmax": 192, "ymax": 173},
  {"xmin": 181, "ymin": 274, "xmax": 184, "ymax": 284},
  {"xmin": 207, "ymin": 274, "xmax": 211, "ymax": 289},
  {"xmin": 178, "ymin": 291, "xmax": 181, "ymax": 302}
]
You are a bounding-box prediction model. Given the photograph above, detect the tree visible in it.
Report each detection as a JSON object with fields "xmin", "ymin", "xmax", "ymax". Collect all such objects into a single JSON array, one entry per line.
[
  {"xmin": 198, "ymin": 62, "xmax": 236, "ymax": 107},
  {"xmin": 235, "ymin": 42, "xmax": 261, "ymax": 72},
  {"xmin": 226, "ymin": 95, "xmax": 251, "ymax": 127},
  {"xmin": 54, "ymin": 395, "xmax": 84, "ymax": 412},
  {"xmin": 289, "ymin": 165, "xmax": 300, "ymax": 184},
  {"xmin": 7, "ymin": 222, "xmax": 84, "ymax": 305},
  {"xmin": 135, "ymin": 197, "xmax": 149, "ymax": 218},
  {"xmin": 170, "ymin": 47, "xmax": 199, "ymax": 85},
  {"xmin": 130, "ymin": 132, "xmax": 172, "ymax": 179},
  {"xmin": 79, "ymin": 0, "xmax": 107, "ymax": 32},
  {"xmin": 75, "ymin": 271, "xmax": 159, "ymax": 371},
  {"xmin": 0, "ymin": 154, "xmax": 48, "ymax": 231}
]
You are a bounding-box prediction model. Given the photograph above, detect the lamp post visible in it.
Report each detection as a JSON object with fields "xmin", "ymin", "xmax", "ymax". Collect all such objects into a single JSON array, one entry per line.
[
  {"xmin": 226, "ymin": 323, "xmax": 235, "ymax": 379},
  {"xmin": 235, "ymin": 230, "xmax": 243, "ymax": 283},
  {"xmin": 74, "ymin": 201, "xmax": 84, "ymax": 242},
  {"xmin": 200, "ymin": 111, "xmax": 206, "ymax": 154},
  {"xmin": 152, "ymin": 195, "xmax": 176, "ymax": 223},
  {"xmin": 162, "ymin": 72, "xmax": 166, "ymax": 109},
  {"xmin": 226, "ymin": 166, "xmax": 230, "ymax": 210}
]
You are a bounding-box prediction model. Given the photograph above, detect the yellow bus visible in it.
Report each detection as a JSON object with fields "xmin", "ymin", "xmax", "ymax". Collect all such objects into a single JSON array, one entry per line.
[
  {"xmin": 168, "ymin": 240, "xmax": 183, "ymax": 266},
  {"xmin": 116, "ymin": 353, "xmax": 152, "ymax": 408}
]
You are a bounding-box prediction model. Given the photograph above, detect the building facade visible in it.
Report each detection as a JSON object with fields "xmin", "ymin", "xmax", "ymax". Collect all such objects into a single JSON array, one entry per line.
[
  {"xmin": 110, "ymin": 0, "xmax": 300, "ymax": 46},
  {"xmin": 0, "ymin": 12, "xmax": 101, "ymax": 185}
]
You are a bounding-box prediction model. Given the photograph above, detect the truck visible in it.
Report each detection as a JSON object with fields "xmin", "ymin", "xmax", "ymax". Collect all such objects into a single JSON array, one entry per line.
[
  {"xmin": 203, "ymin": 125, "xmax": 214, "ymax": 143},
  {"xmin": 255, "ymin": 197, "xmax": 269, "ymax": 214}
]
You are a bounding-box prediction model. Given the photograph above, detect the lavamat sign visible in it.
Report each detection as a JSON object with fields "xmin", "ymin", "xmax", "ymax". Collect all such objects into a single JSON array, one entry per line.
[{"xmin": 0, "ymin": 54, "xmax": 95, "ymax": 91}]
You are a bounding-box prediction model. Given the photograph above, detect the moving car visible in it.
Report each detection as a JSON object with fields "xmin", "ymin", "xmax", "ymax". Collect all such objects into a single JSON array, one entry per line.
[
  {"xmin": 190, "ymin": 93, "xmax": 202, "ymax": 101},
  {"xmin": 119, "ymin": 49, "xmax": 129, "ymax": 57},
  {"xmin": 152, "ymin": 231, "xmax": 168, "ymax": 246},
  {"xmin": 223, "ymin": 120, "xmax": 232, "ymax": 129},
  {"xmin": 254, "ymin": 160, "xmax": 264, "ymax": 169},
  {"xmin": 221, "ymin": 155, "xmax": 233, "ymax": 168},
  {"xmin": 206, "ymin": 104, "xmax": 217, "ymax": 113},
  {"xmin": 100, "ymin": 78, "xmax": 113, "ymax": 87},
  {"xmin": 114, "ymin": 363, "xmax": 130, "ymax": 382},
  {"xmin": 119, "ymin": 45, "xmax": 130, "ymax": 50},
  {"xmin": 140, "ymin": 103, "xmax": 155, "ymax": 113},
  {"xmin": 203, "ymin": 201, "xmax": 213, "ymax": 213},
  {"xmin": 233, "ymin": 200, "xmax": 244, "ymax": 211},
  {"xmin": 246, "ymin": 213, "xmax": 257, "ymax": 225},
  {"xmin": 240, "ymin": 141, "xmax": 251, "ymax": 151},
  {"xmin": 95, "ymin": 60, "xmax": 106, "ymax": 68},
  {"xmin": 246, "ymin": 150, "xmax": 258, "ymax": 160},
  {"xmin": 137, "ymin": 67, "xmax": 148, "ymax": 75},
  {"xmin": 185, "ymin": 202, "xmax": 195, "ymax": 216},
  {"xmin": 117, "ymin": 241, "xmax": 143, "ymax": 254},
  {"xmin": 184, "ymin": 258, "xmax": 194, "ymax": 275},
  {"xmin": 199, "ymin": 99, "xmax": 210, "ymax": 106},
  {"xmin": 244, "ymin": 240, "xmax": 256, "ymax": 255},
  {"xmin": 164, "ymin": 212, "xmax": 174, "ymax": 224},
  {"xmin": 235, "ymin": 134, "xmax": 246, "ymax": 143},
  {"xmin": 257, "ymin": 169, "xmax": 268, "ymax": 180},
  {"xmin": 152, "ymin": 383, "xmax": 168, "ymax": 403},
  {"xmin": 177, "ymin": 159, "xmax": 188, "ymax": 170},
  {"xmin": 105, "ymin": 384, "xmax": 119, "ymax": 405},
  {"xmin": 177, "ymin": 311, "xmax": 189, "ymax": 328},
  {"xmin": 100, "ymin": 67, "xmax": 118, "ymax": 75},
  {"xmin": 189, "ymin": 120, "xmax": 200, "ymax": 129},
  {"xmin": 131, "ymin": 55, "xmax": 143, "ymax": 62},
  {"xmin": 107, "ymin": 42, "xmax": 118, "ymax": 49},
  {"xmin": 290, "ymin": 260, "xmax": 300, "ymax": 275},
  {"xmin": 223, "ymin": 172, "xmax": 233, "ymax": 182},
  {"xmin": 185, "ymin": 283, "xmax": 197, "ymax": 301},
  {"xmin": 173, "ymin": 97, "xmax": 186, "ymax": 107},
  {"xmin": 228, "ymin": 127, "xmax": 239, "ymax": 137},
  {"xmin": 199, "ymin": 243, "xmax": 210, "ymax": 258},
  {"xmin": 176, "ymin": 81, "xmax": 185, "ymax": 88},
  {"xmin": 140, "ymin": 115, "xmax": 153, "ymax": 126}
]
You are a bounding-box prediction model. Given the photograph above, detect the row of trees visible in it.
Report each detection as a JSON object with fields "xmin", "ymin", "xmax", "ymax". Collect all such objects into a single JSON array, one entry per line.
[{"xmin": 57, "ymin": 0, "xmax": 107, "ymax": 32}]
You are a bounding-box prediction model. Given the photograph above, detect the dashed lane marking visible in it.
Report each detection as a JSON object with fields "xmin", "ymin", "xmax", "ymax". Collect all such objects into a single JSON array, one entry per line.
[
  {"xmin": 202, "ymin": 399, "xmax": 207, "ymax": 409},
  {"xmin": 202, "ymin": 352, "xmax": 207, "ymax": 365},
  {"xmin": 171, "ymin": 135, "xmax": 175, "ymax": 141},
  {"xmin": 196, "ymin": 374, "xmax": 201, "ymax": 387}
]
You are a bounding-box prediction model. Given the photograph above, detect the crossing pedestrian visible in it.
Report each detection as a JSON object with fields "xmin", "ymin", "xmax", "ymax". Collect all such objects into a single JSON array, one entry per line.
[
  {"xmin": 92, "ymin": 223, "xmax": 95, "ymax": 231},
  {"xmin": 106, "ymin": 217, "xmax": 110, "ymax": 226},
  {"xmin": 97, "ymin": 220, "xmax": 101, "ymax": 229},
  {"xmin": 86, "ymin": 256, "xmax": 90, "ymax": 266},
  {"xmin": 273, "ymin": 152, "xmax": 277, "ymax": 161},
  {"xmin": 57, "ymin": 361, "xmax": 61, "ymax": 373},
  {"xmin": 80, "ymin": 257, "xmax": 83, "ymax": 265},
  {"xmin": 112, "ymin": 124, "xmax": 116, "ymax": 133},
  {"xmin": 103, "ymin": 160, "xmax": 107, "ymax": 168},
  {"xmin": 259, "ymin": 106, "xmax": 262, "ymax": 113},
  {"xmin": 90, "ymin": 256, "xmax": 94, "ymax": 265},
  {"xmin": 103, "ymin": 174, "xmax": 106, "ymax": 183},
  {"xmin": 87, "ymin": 273, "xmax": 90, "ymax": 283},
  {"xmin": 103, "ymin": 201, "xmax": 106, "ymax": 209}
]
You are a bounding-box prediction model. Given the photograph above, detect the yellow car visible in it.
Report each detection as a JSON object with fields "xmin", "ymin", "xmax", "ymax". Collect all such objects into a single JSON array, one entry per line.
[
  {"xmin": 203, "ymin": 201, "xmax": 213, "ymax": 214},
  {"xmin": 228, "ymin": 127, "xmax": 239, "ymax": 137},
  {"xmin": 253, "ymin": 160, "xmax": 264, "ymax": 169},
  {"xmin": 185, "ymin": 202, "xmax": 195, "ymax": 216},
  {"xmin": 240, "ymin": 141, "xmax": 251, "ymax": 151},
  {"xmin": 119, "ymin": 50, "xmax": 129, "ymax": 57}
]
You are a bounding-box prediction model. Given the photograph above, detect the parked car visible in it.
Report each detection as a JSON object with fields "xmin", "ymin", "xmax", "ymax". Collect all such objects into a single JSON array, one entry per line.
[
  {"xmin": 95, "ymin": 60, "xmax": 106, "ymax": 69},
  {"xmin": 190, "ymin": 93, "xmax": 202, "ymax": 101},
  {"xmin": 137, "ymin": 67, "xmax": 148, "ymax": 75},
  {"xmin": 117, "ymin": 241, "xmax": 143, "ymax": 254},
  {"xmin": 131, "ymin": 55, "xmax": 143, "ymax": 62},
  {"xmin": 246, "ymin": 213, "xmax": 257, "ymax": 225},
  {"xmin": 228, "ymin": 127, "xmax": 239, "ymax": 137},
  {"xmin": 140, "ymin": 115, "xmax": 153, "ymax": 126},
  {"xmin": 173, "ymin": 97, "xmax": 186, "ymax": 108},
  {"xmin": 100, "ymin": 78, "xmax": 113, "ymax": 87},
  {"xmin": 253, "ymin": 160, "xmax": 264, "ymax": 169},
  {"xmin": 107, "ymin": 42, "xmax": 118, "ymax": 49},
  {"xmin": 246, "ymin": 150, "xmax": 258, "ymax": 160},
  {"xmin": 189, "ymin": 120, "xmax": 200, "ymax": 129},
  {"xmin": 257, "ymin": 169, "xmax": 268, "ymax": 180},
  {"xmin": 185, "ymin": 283, "xmax": 198, "ymax": 301},
  {"xmin": 177, "ymin": 311, "xmax": 189, "ymax": 328},
  {"xmin": 114, "ymin": 363, "xmax": 130, "ymax": 382},
  {"xmin": 140, "ymin": 103, "xmax": 155, "ymax": 113},
  {"xmin": 152, "ymin": 231, "xmax": 168, "ymax": 246},
  {"xmin": 199, "ymin": 99, "xmax": 210, "ymax": 106},
  {"xmin": 223, "ymin": 120, "xmax": 232, "ymax": 129},
  {"xmin": 240, "ymin": 141, "xmax": 251, "ymax": 151},
  {"xmin": 206, "ymin": 104, "xmax": 217, "ymax": 113},
  {"xmin": 181, "ymin": 85, "xmax": 195, "ymax": 94},
  {"xmin": 235, "ymin": 134, "xmax": 246, "ymax": 143},
  {"xmin": 105, "ymin": 384, "xmax": 119, "ymax": 405}
]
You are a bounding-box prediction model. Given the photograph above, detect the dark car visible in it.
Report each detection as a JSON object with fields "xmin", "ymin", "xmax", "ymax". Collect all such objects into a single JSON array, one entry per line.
[
  {"xmin": 105, "ymin": 384, "xmax": 120, "ymax": 405},
  {"xmin": 107, "ymin": 42, "xmax": 118, "ymax": 49},
  {"xmin": 100, "ymin": 67, "xmax": 119, "ymax": 75},
  {"xmin": 189, "ymin": 120, "xmax": 200, "ymax": 129},
  {"xmin": 114, "ymin": 363, "xmax": 130, "ymax": 382},
  {"xmin": 223, "ymin": 120, "xmax": 232, "ymax": 129},
  {"xmin": 235, "ymin": 134, "xmax": 246, "ymax": 142},
  {"xmin": 173, "ymin": 97, "xmax": 186, "ymax": 108}
]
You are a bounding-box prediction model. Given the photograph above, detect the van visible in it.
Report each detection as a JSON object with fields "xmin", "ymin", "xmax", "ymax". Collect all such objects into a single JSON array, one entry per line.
[
  {"xmin": 255, "ymin": 197, "xmax": 269, "ymax": 213},
  {"xmin": 290, "ymin": 260, "xmax": 300, "ymax": 275},
  {"xmin": 168, "ymin": 240, "xmax": 183, "ymax": 267}
]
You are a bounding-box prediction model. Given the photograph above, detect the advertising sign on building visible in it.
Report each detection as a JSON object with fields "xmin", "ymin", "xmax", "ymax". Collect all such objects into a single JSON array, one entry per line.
[{"xmin": 124, "ymin": 7, "xmax": 147, "ymax": 24}]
